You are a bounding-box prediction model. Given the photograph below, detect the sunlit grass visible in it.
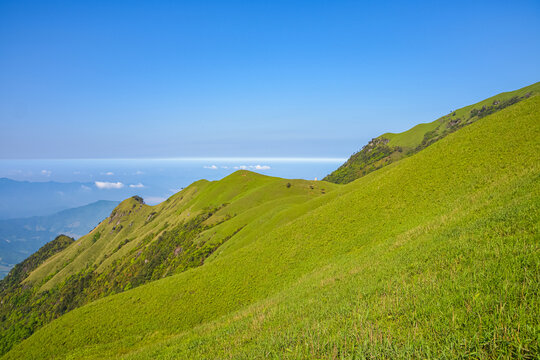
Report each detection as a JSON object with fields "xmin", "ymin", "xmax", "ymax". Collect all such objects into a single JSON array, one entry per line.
[{"xmin": 3, "ymin": 96, "xmax": 539, "ymax": 359}]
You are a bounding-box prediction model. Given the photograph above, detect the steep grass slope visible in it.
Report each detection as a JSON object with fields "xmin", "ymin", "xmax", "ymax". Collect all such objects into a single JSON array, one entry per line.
[
  {"xmin": 0, "ymin": 235, "xmax": 74, "ymax": 290},
  {"xmin": 0, "ymin": 173, "xmax": 336, "ymax": 355},
  {"xmin": 5, "ymin": 94, "xmax": 539, "ymax": 358},
  {"xmin": 324, "ymin": 81, "xmax": 540, "ymax": 183},
  {"xmin": 25, "ymin": 173, "xmax": 335, "ymax": 290}
]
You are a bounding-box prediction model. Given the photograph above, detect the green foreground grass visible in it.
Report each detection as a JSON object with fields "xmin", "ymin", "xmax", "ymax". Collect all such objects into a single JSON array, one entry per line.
[{"xmin": 3, "ymin": 96, "xmax": 540, "ymax": 359}]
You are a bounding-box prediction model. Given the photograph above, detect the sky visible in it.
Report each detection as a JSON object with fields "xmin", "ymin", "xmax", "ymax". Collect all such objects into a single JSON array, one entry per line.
[{"xmin": 1, "ymin": 0, "xmax": 539, "ymax": 159}]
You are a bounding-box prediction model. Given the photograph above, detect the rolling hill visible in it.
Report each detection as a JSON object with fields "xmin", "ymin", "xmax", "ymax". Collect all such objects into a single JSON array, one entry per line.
[
  {"xmin": 0, "ymin": 173, "xmax": 337, "ymax": 355},
  {"xmin": 1, "ymin": 88, "xmax": 539, "ymax": 359}
]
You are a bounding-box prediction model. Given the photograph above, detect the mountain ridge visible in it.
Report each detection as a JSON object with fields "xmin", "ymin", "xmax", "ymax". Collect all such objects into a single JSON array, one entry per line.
[{"xmin": 324, "ymin": 81, "xmax": 540, "ymax": 183}]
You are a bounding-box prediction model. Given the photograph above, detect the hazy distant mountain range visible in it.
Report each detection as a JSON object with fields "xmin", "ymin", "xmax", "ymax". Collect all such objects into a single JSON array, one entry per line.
[
  {"xmin": 0, "ymin": 178, "xmax": 103, "ymax": 219},
  {"xmin": 0, "ymin": 200, "xmax": 118, "ymax": 278}
]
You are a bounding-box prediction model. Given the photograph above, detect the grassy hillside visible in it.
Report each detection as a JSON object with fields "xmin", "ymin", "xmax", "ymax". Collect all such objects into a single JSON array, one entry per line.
[
  {"xmin": 0, "ymin": 235, "xmax": 74, "ymax": 290},
  {"xmin": 0, "ymin": 173, "xmax": 335, "ymax": 355},
  {"xmin": 24, "ymin": 173, "xmax": 336, "ymax": 291},
  {"xmin": 3, "ymin": 94, "xmax": 539, "ymax": 358},
  {"xmin": 0, "ymin": 235, "xmax": 75, "ymax": 354},
  {"xmin": 324, "ymin": 81, "xmax": 540, "ymax": 183}
]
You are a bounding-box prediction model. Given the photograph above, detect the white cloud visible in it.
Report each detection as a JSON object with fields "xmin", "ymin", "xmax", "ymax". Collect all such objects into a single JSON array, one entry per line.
[
  {"xmin": 95, "ymin": 181, "xmax": 124, "ymax": 189},
  {"xmin": 221, "ymin": 166, "xmax": 229, "ymax": 169},
  {"xmin": 129, "ymin": 183, "xmax": 145, "ymax": 188},
  {"xmin": 145, "ymin": 196, "xmax": 167, "ymax": 205},
  {"xmin": 254, "ymin": 165, "xmax": 271, "ymax": 170},
  {"xmin": 81, "ymin": 185, "xmax": 92, "ymax": 191},
  {"xmin": 101, "ymin": 171, "xmax": 114, "ymax": 176},
  {"xmin": 41, "ymin": 169, "xmax": 52, "ymax": 176},
  {"xmin": 134, "ymin": 170, "xmax": 144, "ymax": 175},
  {"xmin": 204, "ymin": 165, "xmax": 218, "ymax": 169}
]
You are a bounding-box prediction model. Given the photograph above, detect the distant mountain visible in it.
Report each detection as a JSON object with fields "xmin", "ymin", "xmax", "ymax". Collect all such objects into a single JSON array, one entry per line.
[
  {"xmin": 324, "ymin": 81, "xmax": 540, "ymax": 183},
  {"xmin": 0, "ymin": 200, "xmax": 118, "ymax": 278},
  {"xmin": 0, "ymin": 178, "xmax": 99, "ymax": 219}
]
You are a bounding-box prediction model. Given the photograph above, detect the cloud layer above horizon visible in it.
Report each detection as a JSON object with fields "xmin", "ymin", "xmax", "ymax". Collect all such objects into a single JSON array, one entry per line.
[
  {"xmin": 95, "ymin": 181, "xmax": 146, "ymax": 189},
  {"xmin": 95, "ymin": 181, "xmax": 124, "ymax": 189}
]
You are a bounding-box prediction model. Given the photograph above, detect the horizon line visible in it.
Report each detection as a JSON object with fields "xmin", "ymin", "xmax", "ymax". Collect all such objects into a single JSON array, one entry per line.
[{"xmin": 0, "ymin": 157, "xmax": 348, "ymax": 162}]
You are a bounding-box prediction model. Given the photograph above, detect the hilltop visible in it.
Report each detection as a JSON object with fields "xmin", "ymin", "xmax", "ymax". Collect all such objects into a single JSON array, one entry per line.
[
  {"xmin": 0, "ymin": 86, "xmax": 539, "ymax": 359},
  {"xmin": 324, "ymin": 81, "xmax": 540, "ymax": 183}
]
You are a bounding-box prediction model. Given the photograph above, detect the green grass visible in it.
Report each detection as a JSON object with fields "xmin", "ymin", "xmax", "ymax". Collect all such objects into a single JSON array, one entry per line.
[
  {"xmin": 23, "ymin": 173, "xmax": 335, "ymax": 291},
  {"xmin": 0, "ymin": 235, "xmax": 74, "ymax": 289},
  {"xmin": 383, "ymin": 81, "xmax": 540, "ymax": 149},
  {"xmin": 324, "ymin": 81, "xmax": 540, "ymax": 184},
  {"xmin": 0, "ymin": 171, "xmax": 337, "ymax": 355},
  {"xmin": 382, "ymin": 120, "xmax": 440, "ymax": 148},
  {"xmin": 3, "ymin": 93, "xmax": 539, "ymax": 358}
]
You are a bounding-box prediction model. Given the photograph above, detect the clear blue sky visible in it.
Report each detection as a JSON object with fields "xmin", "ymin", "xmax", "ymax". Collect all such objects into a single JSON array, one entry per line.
[{"xmin": 1, "ymin": 0, "xmax": 539, "ymax": 159}]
